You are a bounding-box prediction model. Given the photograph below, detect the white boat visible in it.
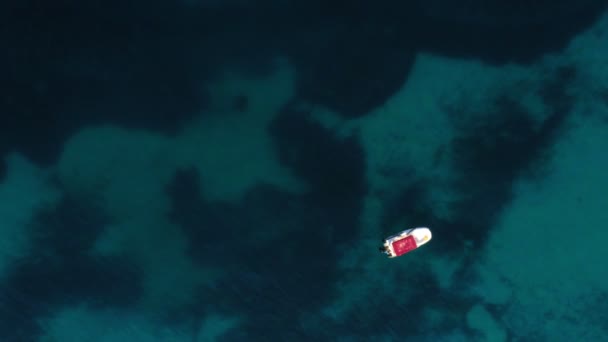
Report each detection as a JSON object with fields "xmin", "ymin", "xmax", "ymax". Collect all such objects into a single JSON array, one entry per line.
[{"xmin": 380, "ymin": 227, "xmax": 432, "ymax": 258}]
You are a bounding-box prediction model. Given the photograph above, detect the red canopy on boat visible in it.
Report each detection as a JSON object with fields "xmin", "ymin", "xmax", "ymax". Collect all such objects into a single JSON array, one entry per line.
[{"xmin": 391, "ymin": 235, "xmax": 418, "ymax": 256}]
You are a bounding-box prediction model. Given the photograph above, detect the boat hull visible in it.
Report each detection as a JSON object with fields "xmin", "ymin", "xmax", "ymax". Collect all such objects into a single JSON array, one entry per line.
[{"xmin": 381, "ymin": 227, "xmax": 432, "ymax": 258}]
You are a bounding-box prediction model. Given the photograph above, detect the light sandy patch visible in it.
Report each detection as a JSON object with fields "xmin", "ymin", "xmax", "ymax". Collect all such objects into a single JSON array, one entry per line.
[
  {"xmin": 54, "ymin": 60, "xmax": 307, "ymax": 313},
  {"xmin": 0, "ymin": 153, "xmax": 60, "ymax": 278},
  {"xmin": 318, "ymin": 52, "xmax": 553, "ymax": 321},
  {"xmin": 39, "ymin": 304, "xmax": 239, "ymax": 341},
  {"xmin": 475, "ymin": 113, "xmax": 608, "ymax": 340},
  {"xmin": 55, "ymin": 125, "xmax": 175, "ymax": 219},
  {"xmin": 176, "ymin": 58, "xmax": 306, "ymax": 203}
]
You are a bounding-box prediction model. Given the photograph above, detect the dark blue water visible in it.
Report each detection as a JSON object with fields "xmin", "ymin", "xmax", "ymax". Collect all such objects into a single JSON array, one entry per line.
[{"xmin": 1, "ymin": 1, "xmax": 608, "ymax": 340}]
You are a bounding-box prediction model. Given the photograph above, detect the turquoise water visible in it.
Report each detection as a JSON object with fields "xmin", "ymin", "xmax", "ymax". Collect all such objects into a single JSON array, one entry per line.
[{"xmin": 1, "ymin": 1, "xmax": 608, "ymax": 341}]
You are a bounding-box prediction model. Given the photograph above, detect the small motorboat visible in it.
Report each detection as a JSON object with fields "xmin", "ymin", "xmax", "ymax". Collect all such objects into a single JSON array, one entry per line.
[{"xmin": 380, "ymin": 227, "xmax": 432, "ymax": 258}]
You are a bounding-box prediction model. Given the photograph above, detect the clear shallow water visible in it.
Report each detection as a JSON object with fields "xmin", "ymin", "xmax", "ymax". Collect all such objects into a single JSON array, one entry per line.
[{"xmin": 1, "ymin": 1, "xmax": 608, "ymax": 341}]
